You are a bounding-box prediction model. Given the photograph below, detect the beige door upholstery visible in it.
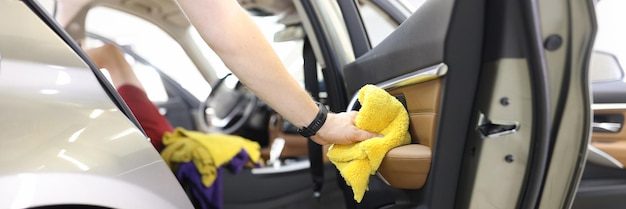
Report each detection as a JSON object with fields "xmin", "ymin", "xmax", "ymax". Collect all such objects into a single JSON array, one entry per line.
[
  {"xmin": 377, "ymin": 78, "xmax": 442, "ymax": 189},
  {"xmin": 261, "ymin": 78, "xmax": 443, "ymax": 189},
  {"xmin": 592, "ymin": 109, "xmax": 626, "ymax": 166}
]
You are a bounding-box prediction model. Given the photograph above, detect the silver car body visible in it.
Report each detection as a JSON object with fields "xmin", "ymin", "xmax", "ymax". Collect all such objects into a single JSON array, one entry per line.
[{"xmin": 0, "ymin": 1, "xmax": 193, "ymax": 208}]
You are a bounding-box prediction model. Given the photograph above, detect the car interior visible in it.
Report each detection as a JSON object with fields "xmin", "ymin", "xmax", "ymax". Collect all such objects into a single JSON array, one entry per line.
[
  {"xmin": 573, "ymin": 1, "xmax": 626, "ymax": 208},
  {"xmin": 30, "ymin": 0, "xmax": 623, "ymax": 208},
  {"xmin": 39, "ymin": 0, "xmax": 354, "ymax": 208},
  {"xmin": 39, "ymin": 0, "xmax": 462, "ymax": 207}
]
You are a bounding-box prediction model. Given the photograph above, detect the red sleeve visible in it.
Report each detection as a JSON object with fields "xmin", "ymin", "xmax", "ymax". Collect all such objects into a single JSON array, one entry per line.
[{"xmin": 117, "ymin": 85, "xmax": 173, "ymax": 151}]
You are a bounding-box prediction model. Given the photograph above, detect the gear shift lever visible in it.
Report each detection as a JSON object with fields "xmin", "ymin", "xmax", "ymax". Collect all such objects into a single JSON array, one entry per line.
[{"xmin": 267, "ymin": 138, "xmax": 285, "ymax": 168}]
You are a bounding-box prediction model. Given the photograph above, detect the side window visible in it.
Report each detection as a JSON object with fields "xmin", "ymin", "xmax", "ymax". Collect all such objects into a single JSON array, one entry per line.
[
  {"xmin": 189, "ymin": 13, "xmax": 306, "ymax": 86},
  {"xmin": 87, "ymin": 38, "xmax": 169, "ymax": 103},
  {"xmin": 84, "ymin": 7, "xmax": 211, "ymax": 102},
  {"xmin": 357, "ymin": 0, "xmax": 426, "ymax": 47},
  {"xmin": 594, "ymin": 0, "xmax": 626, "ymax": 67},
  {"xmin": 36, "ymin": 0, "xmax": 56, "ymax": 16},
  {"xmin": 358, "ymin": 1, "xmax": 397, "ymax": 47}
]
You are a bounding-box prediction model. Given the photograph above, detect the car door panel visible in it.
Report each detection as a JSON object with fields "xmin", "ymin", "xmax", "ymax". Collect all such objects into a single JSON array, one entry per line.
[
  {"xmin": 576, "ymin": 105, "xmax": 626, "ymax": 209},
  {"xmin": 342, "ymin": 0, "xmax": 452, "ymax": 96},
  {"xmin": 365, "ymin": 0, "xmax": 593, "ymax": 208},
  {"xmin": 335, "ymin": 0, "xmax": 485, "ymax": 207},
  {"xmin": 378, "ymin": 73, "xmax": 444, "ymax": 189},
  {"xmin": 562, "ymin": 92, "xmax": 626, "ymax": 209},
  {"xmin": 593, "ymin": 141, "xmax": 626, "ymax": 165},
  {"xmin": 300, "ymin": 0, "xmax": 595, "ymax": 208},
  {"xmin": 346, "ymin": 64, "xmax": 445, "ymax": 191},
  {"xmin": 592, "ymin": 108, "xmax": 626, "ymax": 166},
  {"xmin": 593, "ymin": 82, "xmax": 626, "ymax": 103},
  {"xmin": 388, "ymin": 76, "xmax": 442, "ymax": 149}
]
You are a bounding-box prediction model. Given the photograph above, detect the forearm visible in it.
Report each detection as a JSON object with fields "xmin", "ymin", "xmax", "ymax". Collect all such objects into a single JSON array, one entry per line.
[
  {"xmin": 86, "ymin": 44, "xmax": 142, "ymax": 90},
  {"xmin": 176, "ymin": 0, "xmax": 318, "ymax": 128}
]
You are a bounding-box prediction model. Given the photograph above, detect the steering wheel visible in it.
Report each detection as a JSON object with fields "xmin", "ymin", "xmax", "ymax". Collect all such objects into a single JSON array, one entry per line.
[{"xmin": 197, "ymin": 74, "xmax": 259, "ymax": 134}]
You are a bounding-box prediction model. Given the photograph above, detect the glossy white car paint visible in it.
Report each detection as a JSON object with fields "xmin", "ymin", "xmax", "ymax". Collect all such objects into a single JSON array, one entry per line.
[{"xmin": 0, "ymin": 1, "xmax": 193, "ymax": 208}]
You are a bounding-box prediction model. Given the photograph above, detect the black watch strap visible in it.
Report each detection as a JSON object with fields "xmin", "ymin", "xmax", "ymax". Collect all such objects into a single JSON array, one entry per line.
[{"xmin": 298, "ymin": 102, "xmax": 328, "ymax": 138}]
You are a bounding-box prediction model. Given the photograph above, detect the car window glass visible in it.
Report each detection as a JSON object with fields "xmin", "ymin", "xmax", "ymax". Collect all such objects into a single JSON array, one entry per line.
[
  {"xmin": 594, "ymin": 0, "xmax": 626, "ymax": 77},
  {"xmin": 358, "ymin": 2, "xmax": 397, "ymax": 47},
  {"xmin": 86, "ymin": 39, "xmax": 169, "ymax": 103},
  {"xmin": 357, "ymin": 0, "xmax": 426, "ymax": 47},
  {"xmin": 256, "ymin": 16, "xmax": 306, "ymax": 87},
  {"xmin": 85, "ymin": 6, "xmax": 211, "ymax": 102},
  {"xmin": 189, "ymin": 14, "xmax": 306, "ymax": 87},
  {"xmin": 36, "ymin": 0, "xmax": 56, "ymax": 16},
  {"xmin": 391, "ymin": 0, "xmax": 427, "ymax": 14}
]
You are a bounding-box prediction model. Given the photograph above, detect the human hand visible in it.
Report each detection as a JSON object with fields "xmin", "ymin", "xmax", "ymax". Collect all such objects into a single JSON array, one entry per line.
[
  {"xmin": 84, "ymin": 43, "xmax": 125, "ymax": 69},
  {"xmin": 309, "ymin": 111, "xmax": 379, "ymax": 145}
]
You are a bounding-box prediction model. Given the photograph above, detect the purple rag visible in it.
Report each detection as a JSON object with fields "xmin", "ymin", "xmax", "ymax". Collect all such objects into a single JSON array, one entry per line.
[{"xmin": 176, "ymin": 149, "xmax": 252, "ymax": 209}]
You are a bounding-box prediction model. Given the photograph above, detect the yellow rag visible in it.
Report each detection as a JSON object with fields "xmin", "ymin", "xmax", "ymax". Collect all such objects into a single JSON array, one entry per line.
[
  {"xmin": 160, "ymin": 127, "xmax": 261, "ymax": 187},
  {"xmin": 327, "ymin": 84, "xmax": 411, "ymax": 202}
]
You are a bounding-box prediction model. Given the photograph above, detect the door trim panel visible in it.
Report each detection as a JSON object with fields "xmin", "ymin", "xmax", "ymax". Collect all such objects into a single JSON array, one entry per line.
[
  {"xmin": 587, "ymin": 145, "xmax": 623, "ymax": 169},
  {"xmin": 346, "ymin": 63, "xmax": 447, "ymax": 190},
  {"xmin": 347, "ymin": 63, "xmax": 447, "ymax": 111}
]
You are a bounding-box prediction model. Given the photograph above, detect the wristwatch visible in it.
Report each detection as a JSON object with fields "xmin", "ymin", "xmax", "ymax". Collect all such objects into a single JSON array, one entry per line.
[{"xmin": 297, "ymin": 102, "xmax": 328, "ymax": 138}]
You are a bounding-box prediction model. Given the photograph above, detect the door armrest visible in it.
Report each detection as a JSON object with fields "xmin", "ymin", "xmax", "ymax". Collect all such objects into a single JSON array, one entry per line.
[{"xmin": 377, "ymin": 144, "xmax": 431, "ymax": 189}]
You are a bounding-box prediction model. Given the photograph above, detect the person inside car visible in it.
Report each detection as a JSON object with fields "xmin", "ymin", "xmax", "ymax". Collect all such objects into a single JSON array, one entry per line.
[
  {"xmin": 174, "ymin": 0, "xmax": 377, "ymax": 146},
  {"xmin": 86, "ymin": 43, "xmax": 173, "ymax": 150},
  {"xmin": 86, "ymin": 43, "xmax": 269, "ymax": 209}
]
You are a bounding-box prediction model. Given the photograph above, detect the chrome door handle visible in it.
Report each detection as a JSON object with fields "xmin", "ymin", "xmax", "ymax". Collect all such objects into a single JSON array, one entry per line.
[{"xmin": 592, "ymin": 122, "xmax": 622, "ymax": 133}]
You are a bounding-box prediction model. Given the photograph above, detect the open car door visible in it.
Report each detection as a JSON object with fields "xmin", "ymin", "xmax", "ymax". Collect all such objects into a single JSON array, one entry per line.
[{"xmin": 295, "ymin": 0, "xmax": 595, "ymax": 208}]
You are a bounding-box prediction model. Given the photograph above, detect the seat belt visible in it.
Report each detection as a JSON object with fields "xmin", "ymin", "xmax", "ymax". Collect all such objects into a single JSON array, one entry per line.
[{"xmin": 303, "ymin": 35, "xmax": 324, "ymax": 200}]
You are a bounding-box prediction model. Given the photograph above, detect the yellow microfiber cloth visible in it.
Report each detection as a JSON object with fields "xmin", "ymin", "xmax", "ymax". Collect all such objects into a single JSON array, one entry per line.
[
  {"xmin": 160, "ymin": 127, "xmax": 261, "ymax": 187},
  {"xmin": 327, "ymin": 84, "xmax": 411, "ymax": 202}
]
